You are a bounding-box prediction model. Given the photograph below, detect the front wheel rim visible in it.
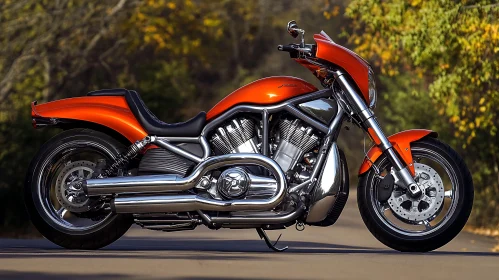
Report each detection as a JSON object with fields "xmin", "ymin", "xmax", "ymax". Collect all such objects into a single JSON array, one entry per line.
[{"xmin": 369, "ymin": 146, "xmax": 460, "ymax": 237}]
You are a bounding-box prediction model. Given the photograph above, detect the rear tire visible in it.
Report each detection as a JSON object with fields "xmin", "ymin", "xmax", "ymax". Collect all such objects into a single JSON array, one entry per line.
[
  {"xmin": 24, "ymin": 128, "xmax": 133, "ymax": 250},
  {"xmin": 357, "ymin": 137, "xmax": 473, "ymax": 252}
]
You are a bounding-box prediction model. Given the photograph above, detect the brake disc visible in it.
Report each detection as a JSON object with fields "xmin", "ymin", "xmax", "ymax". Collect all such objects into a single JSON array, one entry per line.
[
  {"xmin": 388, "ymin": 163, "xmax": 445, "ymax": 223},
  {"xmin": 55, "ymin": 160, "xmax": 95, "ymax": 213}
]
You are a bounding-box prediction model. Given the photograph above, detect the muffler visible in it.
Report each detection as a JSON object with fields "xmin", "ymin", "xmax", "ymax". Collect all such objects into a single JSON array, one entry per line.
[
  {"xmin": 111, "ymin": 194, "xmax": 284, "ymax": 213},
  {"xmin": 113, "ymin": 196, "xmax": 306, "ymax": 226},
  {"xmin": 84, "ymin": 153, "xmax": 287, "ymax": 212}
]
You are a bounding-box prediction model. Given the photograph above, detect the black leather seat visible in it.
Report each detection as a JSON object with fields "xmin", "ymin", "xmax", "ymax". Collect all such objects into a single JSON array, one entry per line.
[{"xmin": 88, "ymin": 89, "xmax": 206, "ymax": 137}]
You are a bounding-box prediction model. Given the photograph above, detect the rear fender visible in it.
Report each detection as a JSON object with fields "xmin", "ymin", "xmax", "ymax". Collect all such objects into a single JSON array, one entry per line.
[
  {"xmin": 31, "ymin": 96, "xmax": 147, "ymax": 143},
  {"xmin": 358, "ymin": 129, "xmax": 438, "ymax": 176}
]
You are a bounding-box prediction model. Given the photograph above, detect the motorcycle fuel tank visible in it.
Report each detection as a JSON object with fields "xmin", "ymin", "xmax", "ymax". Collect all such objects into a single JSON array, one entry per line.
[{"xmin": 206, "ymin": 76, "xmax": 318, "ymax": 120}]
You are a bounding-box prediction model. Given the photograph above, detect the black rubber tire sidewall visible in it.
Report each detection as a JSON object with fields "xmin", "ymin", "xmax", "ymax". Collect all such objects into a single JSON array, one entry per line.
[
  {"xmin": 357, "ymin": 137, "xmax": 474, "ymax": 252},
  {"xmin": 24, "ymin": 128, "xmax": 133, "ymax": 250}
]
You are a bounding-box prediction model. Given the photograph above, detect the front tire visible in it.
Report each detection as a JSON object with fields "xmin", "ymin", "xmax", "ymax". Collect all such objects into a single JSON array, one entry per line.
[
  {"xmin": 358, "ymin": 137, "xmax": 473, "ymax": 252},
  {"xmin": 25, "ymin": 128, "xmax": 133, "ymax": 249}
]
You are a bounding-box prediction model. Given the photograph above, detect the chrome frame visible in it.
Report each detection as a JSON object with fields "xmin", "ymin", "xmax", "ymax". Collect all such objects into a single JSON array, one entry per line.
[{"xmin": 152, "ymin": 136, "xmax": 211, "ymax": 162}]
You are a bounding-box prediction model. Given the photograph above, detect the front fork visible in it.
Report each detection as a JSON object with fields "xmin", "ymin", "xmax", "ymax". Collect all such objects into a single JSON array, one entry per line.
[{"xmin": 333, "ymin": 71, "xmax": 422, "ymax": 197}]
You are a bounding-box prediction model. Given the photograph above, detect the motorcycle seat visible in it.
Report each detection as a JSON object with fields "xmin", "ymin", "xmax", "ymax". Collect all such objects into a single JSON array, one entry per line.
[{"xmin": 88, "ymin": 89, "xmax": 206, "ymax": 137}]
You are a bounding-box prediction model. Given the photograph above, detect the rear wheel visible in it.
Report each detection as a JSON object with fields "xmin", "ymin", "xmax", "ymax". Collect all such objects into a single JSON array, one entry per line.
[
  {"xmin": 358, "ymin": 137, "xmax": 473, "ymax": 252},
  {"xmin": 24, "ymin": 128, "xmax": 133, "ymax": 249}
]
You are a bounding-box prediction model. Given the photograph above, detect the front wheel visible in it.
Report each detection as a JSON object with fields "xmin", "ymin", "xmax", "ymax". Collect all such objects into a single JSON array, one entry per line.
[{"xmin": 358, "ymin": 137, "xmax": 473, "ymax": 252}]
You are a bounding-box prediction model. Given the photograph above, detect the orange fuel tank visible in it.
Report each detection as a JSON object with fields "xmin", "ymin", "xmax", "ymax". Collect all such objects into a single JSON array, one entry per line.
[{"xmin": 206, "ymin": 76, "xmax": 318, "ymax": 120}]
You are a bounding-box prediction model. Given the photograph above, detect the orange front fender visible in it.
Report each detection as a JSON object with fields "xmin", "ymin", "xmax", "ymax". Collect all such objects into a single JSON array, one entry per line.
[
  {"xmin": 31, "ymin": 96, "xmax": 147, "ymax": 143},
  {"xmin": 358, "ymin": 129, "xmax": 438, "ymax": 176}
]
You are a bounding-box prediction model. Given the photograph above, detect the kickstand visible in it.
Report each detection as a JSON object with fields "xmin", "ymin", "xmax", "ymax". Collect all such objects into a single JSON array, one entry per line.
[{"xmin": 256, "ymin": 228, "xmax": 288, "ymax": 252}]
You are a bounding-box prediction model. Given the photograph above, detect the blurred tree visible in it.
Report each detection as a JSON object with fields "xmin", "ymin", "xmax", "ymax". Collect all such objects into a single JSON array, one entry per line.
[{"xmin": 343, "ymin": 0, "xmax": 499, "ymax": 228}]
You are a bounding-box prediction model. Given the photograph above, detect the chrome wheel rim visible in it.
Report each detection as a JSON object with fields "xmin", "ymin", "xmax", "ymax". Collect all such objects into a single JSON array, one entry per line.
[
  {"xmin": 36, "ymin": 141, "xmax": 117, "ymax": 232},
  {"xmin": 370, "ymin": 146, "xmax": 459, "ymax": 236}
]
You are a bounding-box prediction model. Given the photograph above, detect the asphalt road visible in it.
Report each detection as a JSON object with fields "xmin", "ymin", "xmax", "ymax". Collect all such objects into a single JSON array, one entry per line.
[{"xmin": 1, "ymin": 191, "xmax": 498, "ymax": 280}]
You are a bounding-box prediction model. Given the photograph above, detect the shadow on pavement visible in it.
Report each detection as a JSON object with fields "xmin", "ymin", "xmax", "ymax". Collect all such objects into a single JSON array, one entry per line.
[
  {"xmin": 0, "ymin": 237, "xmax": 498, "ymax": 259},
  {"xmin": 0, "ymin": 270, "xmax": 135, "ymax": 280},
  {"xmin": 0, "ymin": 271, "xmax": 275, "ymax": 280}
]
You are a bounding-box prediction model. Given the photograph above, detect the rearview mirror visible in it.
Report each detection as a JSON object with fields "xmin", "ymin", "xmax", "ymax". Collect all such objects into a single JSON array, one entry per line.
[{"xmin": 287, "ymin": 20, "xmax": 299, "ymax": 38}]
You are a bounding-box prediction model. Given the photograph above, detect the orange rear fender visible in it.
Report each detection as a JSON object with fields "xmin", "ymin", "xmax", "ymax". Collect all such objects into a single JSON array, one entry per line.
[
  {"xmin": 31, "ymin": 96, "xmax": 147, "ymax": 143},
  {"xmin": 358, "ymin": 129, "xmax": 438, "ymax": 176}
]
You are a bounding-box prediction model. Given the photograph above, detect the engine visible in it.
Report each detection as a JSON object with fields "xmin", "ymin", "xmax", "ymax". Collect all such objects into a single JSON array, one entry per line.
[{"xmin": 203, "ymin": 117, "xmax": 320, "ymax": 201}]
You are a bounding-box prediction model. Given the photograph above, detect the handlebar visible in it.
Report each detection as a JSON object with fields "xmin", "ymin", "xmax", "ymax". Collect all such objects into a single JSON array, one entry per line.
[{"xmin": 278, "ymin": 44, "xmax": 313, "ymax": 58}]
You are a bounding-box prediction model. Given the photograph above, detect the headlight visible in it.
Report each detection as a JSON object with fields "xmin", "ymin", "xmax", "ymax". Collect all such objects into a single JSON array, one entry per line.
[{"xmin": 368, "ymin": 68, "xmax": 377, "ymax": 109}]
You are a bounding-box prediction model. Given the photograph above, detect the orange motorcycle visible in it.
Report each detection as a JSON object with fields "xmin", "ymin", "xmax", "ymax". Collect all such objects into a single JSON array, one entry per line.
[{"xmin": 25, "ymin": 21, "xmax": 473, "ymax": 252}]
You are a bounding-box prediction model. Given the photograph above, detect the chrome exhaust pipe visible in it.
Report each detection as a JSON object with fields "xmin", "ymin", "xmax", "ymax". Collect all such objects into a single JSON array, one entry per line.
[
  {"xmin": 84, "ymin": 153, "xmax": 285, "ymax": 196},
  {"xmin": 113, "ymin": 195, "xmax": 305, "ymax": 225},
  {"xmin": 86, "ymin": 153, "xmax": 287, "ymax": 213},
  {"xmin": 111, "ymin": 192, "xmax": 287, "ymax": 213}
]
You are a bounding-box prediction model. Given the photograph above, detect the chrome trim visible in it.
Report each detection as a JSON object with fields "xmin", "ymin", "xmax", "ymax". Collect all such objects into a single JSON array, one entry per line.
[
  {"xmin": 86, "ymin": 153, "xmax": 287, "ymax": 211},
  {"xmin": 306, "ymin": 142, "xmax": 341, "ymax": 223},
  {"xmin": 298, "ymin": 98, "xmax": 338, "ymax": 124}
]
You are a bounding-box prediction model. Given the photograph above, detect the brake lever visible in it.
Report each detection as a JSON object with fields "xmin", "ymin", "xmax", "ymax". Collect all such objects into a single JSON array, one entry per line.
[{"xmin": 295, "ymin": 47, "xmax": 312, "ymax": 55}]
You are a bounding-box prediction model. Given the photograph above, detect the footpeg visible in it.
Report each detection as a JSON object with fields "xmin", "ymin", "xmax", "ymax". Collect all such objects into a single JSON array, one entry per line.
[{"xmin": 256, "ymin": 228, "xmax": 288, "ymax": 252}]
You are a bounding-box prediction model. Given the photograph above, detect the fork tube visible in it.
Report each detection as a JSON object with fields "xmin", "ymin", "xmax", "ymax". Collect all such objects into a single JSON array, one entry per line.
[{"xmin": 332, "ymin": 70, "xmax": 420, "ymax": 196}]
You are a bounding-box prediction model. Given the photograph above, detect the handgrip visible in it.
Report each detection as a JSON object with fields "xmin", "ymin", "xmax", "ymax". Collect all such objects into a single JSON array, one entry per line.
[{"xmin": 277, "ymin": 44, "xmax": 297, "ymax": 52}]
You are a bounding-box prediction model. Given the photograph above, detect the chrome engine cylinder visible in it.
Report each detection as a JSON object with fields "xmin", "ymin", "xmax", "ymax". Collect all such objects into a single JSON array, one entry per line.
[
  {"xmin": 273, "ymin": 119, "xmax": 319, "ymax": 172},
  {"xmin": 210, "ymin": 118, "xmax": 259, "ymax": 154}
]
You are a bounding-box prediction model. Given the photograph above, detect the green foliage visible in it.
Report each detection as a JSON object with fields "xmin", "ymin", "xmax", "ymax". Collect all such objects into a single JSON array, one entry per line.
[{"xmin": 345, "ymin": 0, "xmax": 499, "ymax": 228}]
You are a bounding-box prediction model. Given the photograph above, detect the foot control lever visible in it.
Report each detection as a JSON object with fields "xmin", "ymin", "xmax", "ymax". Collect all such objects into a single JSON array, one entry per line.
[{"xmin": 256, "ymin": 228, "xmax": 288, "ymax": 252}]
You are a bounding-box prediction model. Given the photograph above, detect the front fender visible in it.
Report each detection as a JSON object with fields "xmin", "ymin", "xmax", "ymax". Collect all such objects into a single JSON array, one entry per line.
[
  {"xmin": 358, "ymin": 129, "xmax": 438, "ymax": 176},
  {"xmin": 31, "ymin": 96, "xmax": 147, "ymax": 142}
]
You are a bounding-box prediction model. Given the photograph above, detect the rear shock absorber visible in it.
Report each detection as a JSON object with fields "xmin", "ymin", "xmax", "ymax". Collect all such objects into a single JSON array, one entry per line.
[{"xmin": 98, "ymin": 136, "xmax": 151, "ymax": 177}]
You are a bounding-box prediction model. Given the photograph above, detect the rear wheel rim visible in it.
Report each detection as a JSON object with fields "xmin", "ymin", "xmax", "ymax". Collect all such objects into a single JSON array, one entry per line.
[
  {"xmin": 369, "ymin": 146, "xmax": 460, "ymax": 237},
  {"xmin": 36, "ymin": 141, "xmax": 118, "ymax": 233}
]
